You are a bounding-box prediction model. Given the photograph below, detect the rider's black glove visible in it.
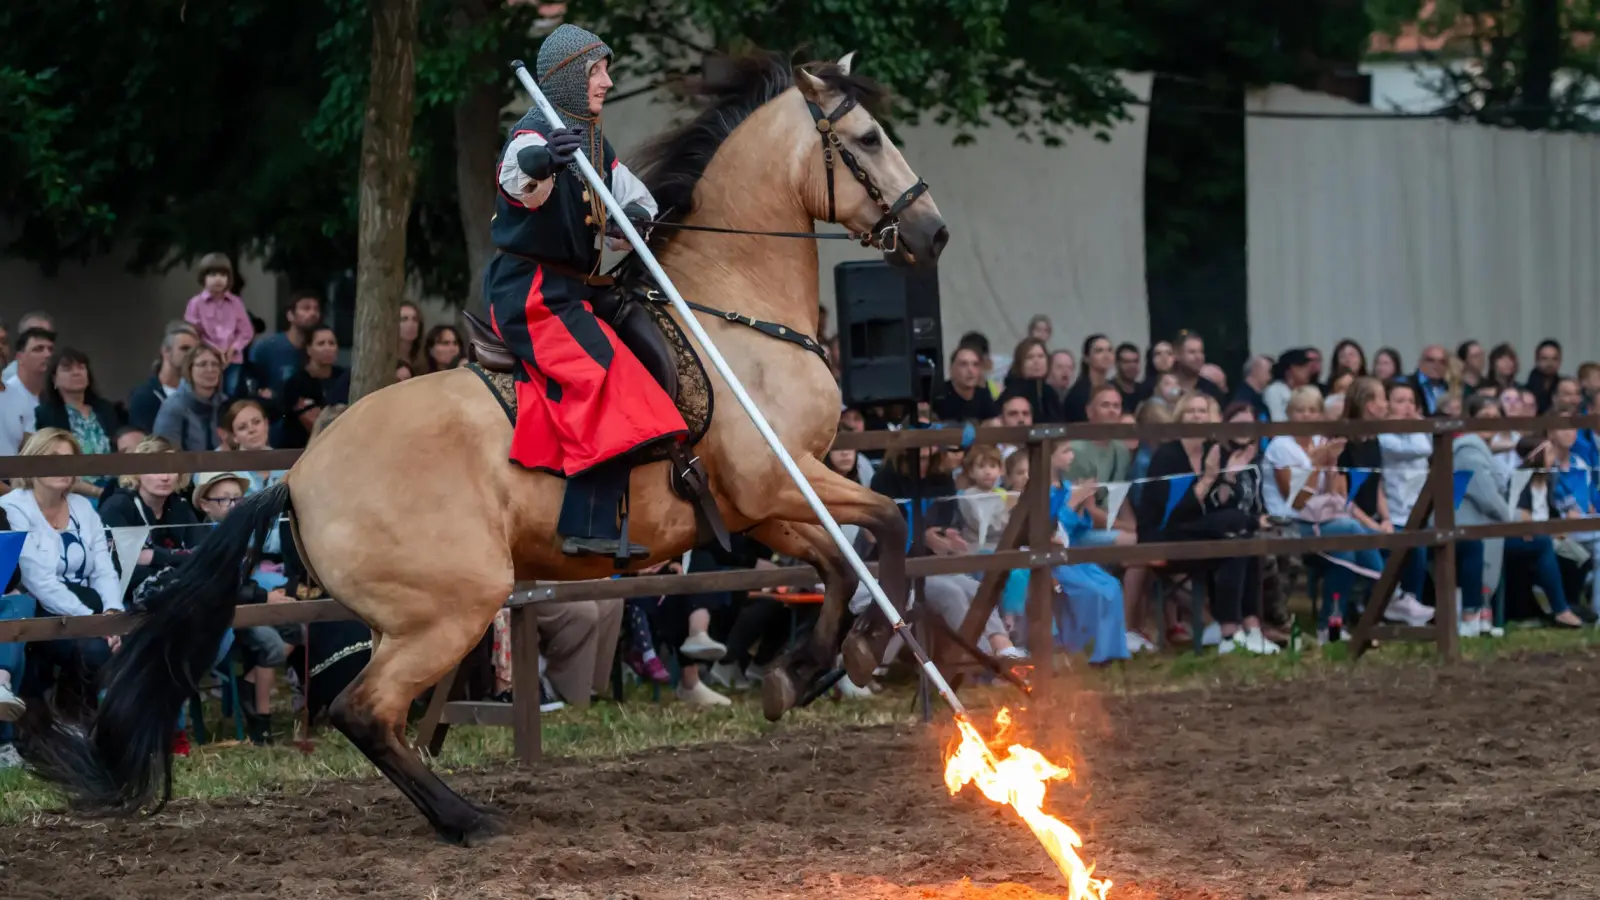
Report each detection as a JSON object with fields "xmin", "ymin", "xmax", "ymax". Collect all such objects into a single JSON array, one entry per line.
[
  {"xmin": 604, "ymin": 203, "xmax": 652, "ymax": 241},
  {"xmin": 516, "ymin": 126, "xmax": 584, "ymax": 180}
]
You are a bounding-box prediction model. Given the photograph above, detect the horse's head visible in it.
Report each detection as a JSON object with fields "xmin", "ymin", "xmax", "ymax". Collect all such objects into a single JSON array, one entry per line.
[{"xmin": 792, "ymin": 54, "xmax": 948, "ymax": 268}]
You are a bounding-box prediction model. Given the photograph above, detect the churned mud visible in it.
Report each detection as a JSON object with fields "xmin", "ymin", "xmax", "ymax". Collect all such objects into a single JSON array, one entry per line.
[{"xmin": 5, "ymin": 651, "xmax": 1593, "ymax": 899}]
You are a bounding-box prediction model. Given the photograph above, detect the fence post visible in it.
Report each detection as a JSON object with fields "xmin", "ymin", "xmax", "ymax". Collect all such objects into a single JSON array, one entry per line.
[
  {"xmin": 509, "ymin": 605, "xmax": 543, "ymax": 765},
  {"xmin": 1430, "ymin": 435, "xmax": 1460, "ymax": 661},
  {"xmin": 1026, "ymin": 435, "xmax": 1054, "ymax": 696}
]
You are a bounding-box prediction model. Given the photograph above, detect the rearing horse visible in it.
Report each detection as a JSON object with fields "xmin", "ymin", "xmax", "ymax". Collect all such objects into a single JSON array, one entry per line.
[{"xmin": 27, "ymin": 52, "xmax": 947, "ymax": 845}]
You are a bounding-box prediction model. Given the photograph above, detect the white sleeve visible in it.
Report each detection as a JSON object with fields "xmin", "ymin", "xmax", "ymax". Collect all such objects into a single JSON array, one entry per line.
[
  {"xmin": 1378, "ymin": 432, "xmax": 1432, "ymax": 460},
  {"xmin": 1264, "ymin": 383, "xmax": 1290, "ymax": 422},
  {"xmin": 18, "ymin": 530, "xmax": 94, "ymax": 618},
  {"xmin": 609, "ymin": 161, "xmax": 659, "ymax": 218},
  {"xmin": 82, "ymin": 507, "xmax": 123, "ymax": 613},
  {"xmin": 498, "ymin": 132, "xmax": 556, "ymax": 209},
  {"xmin": 1262, "ymin": 436, "xmax": 1297, "ymax": 472}
]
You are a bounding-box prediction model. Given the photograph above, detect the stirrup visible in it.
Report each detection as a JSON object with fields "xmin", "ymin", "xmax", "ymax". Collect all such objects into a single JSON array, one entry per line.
[{"xmin": 614, "ymin": 487, "xmax": 637, "ymax": 570}]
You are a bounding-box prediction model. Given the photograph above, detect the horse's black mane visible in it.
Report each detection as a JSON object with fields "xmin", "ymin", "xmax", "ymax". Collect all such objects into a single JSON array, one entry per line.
[{"xmin": 631, "ymin": 51, "xmax": 890, "ymax": 226}]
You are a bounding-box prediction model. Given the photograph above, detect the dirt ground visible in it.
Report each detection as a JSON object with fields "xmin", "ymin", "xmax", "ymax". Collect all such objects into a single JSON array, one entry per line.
[{"xmin": 5, "ymin": 651, "xmax": 1598, "ymax": 900}]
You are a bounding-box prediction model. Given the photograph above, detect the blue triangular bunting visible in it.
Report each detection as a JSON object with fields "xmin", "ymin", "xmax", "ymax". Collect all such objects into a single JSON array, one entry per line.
[
  {"xmin": 1347, "ymin": 470, "xmax": 1370, "ymax": 508},
  {"xmin": 1161, "ymin": 475, "xmax": 1195, "ymax": 529},
  {"xmin": 0, "ymin": 531, "xmax": 24, "ymax": 593},
  {"xmin": 1452, "ymin": 470, "xmax": 1474, "ymax": 510}
]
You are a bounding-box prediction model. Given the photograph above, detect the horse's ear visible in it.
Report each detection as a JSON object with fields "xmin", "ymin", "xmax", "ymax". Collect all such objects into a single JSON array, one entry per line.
[
  {"xmin": 836, "ymin": 52, "xmax": 856, "ymax": 75},
  {"xmin": 794, "ymin": 65, "xmax": 829, "ymax": 103}
]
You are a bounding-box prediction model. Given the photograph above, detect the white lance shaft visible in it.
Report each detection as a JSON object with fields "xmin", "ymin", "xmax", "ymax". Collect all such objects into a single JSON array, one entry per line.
[{"xmin": 511, "ymin": 61, "xmax": 968, "ymax": 718}]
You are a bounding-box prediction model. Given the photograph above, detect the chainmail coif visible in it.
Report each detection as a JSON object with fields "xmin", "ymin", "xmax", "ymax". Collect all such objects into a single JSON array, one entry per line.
[{"xmin": 531, "ymin": 23, "xmax": 613, "ymax": 225}]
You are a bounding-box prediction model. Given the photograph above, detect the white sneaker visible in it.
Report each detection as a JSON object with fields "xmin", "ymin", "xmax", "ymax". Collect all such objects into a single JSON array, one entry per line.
[
  {"xmin": 1200, "ymin": 621, "xmax": 1222, "ymax": 647},
  {"xmin": 0, "ymin": 743, "xmax": 21, "ymax": 769},
  {"xmin": 1395, "ymin": 589, "xmax": 1433, "ymax": 624},
  {"xmin": 1218, "ymin": 632, "xmax": 1239, "ymax": 654},
  {"xmin": 835, "ymin": 675, "xmax": 874, "ymax": 699},
  {"xmin": 1125, "ymin": 631, "xmax": 1156, "ymax": 654},
  {"xmin": 680, "ymin": 632, "xmax": 727, "ymax": 662},
  {"xmin": 0, "ymin": 684, "xmax": 24, "ymax": 723},
  {"xmin": 1478, "ymin": 610, "xmax": 1504, "ymax": 638},
  {"xmin": 707, "ymin": 661, "xmax": 749, "ymax": 691},
  {"xmin": 1458, "ymin": 616, "xmax": 1483, "ymax": 639},
  {"xmin": 675, "ymin": 680, "xmax": 732, "ymax": 707},
  {"xmin": 1242, "ymin": 627, "xmax": 1281, "ymax": 655},
  {"xmin": 995, "ymin": 645, "xmax": 1030, "ymax": 660}
]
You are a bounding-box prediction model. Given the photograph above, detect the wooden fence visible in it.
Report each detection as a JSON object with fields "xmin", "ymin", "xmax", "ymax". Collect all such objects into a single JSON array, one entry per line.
[{"xmin": 0, "ymin": 413, "xmax": 1596, "ymax": 763}]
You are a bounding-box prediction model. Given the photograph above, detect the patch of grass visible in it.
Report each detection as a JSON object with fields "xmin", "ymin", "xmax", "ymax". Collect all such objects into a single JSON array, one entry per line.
[
  {"xmin": 1, "ymin": 623, "xmax": 1594, "ymax": 822},
  {"xmin": 0, "ymin": 682, "xmax": 917, "ymax": 822}
]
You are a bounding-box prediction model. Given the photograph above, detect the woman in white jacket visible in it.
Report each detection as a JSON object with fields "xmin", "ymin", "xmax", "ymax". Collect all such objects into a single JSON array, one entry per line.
[{"xmin": 0, "ymin": 428, "xmax": 123, "ymax": 691}]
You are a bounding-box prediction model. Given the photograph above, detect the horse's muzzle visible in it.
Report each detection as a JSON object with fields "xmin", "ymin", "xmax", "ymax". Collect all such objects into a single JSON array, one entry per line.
[{"xmin": 885, "ymin": 212, "xmax": 948, "ymax": 268}]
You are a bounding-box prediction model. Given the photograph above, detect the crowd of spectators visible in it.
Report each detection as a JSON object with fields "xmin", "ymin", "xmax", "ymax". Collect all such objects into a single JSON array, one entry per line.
[
  {"xmin": 875, "ymin": 322, "xmax": 1600, "ymax": 666},
  {"xmin": 0, "ymin": 260, "xmax": 1596, "ymax": 768}
]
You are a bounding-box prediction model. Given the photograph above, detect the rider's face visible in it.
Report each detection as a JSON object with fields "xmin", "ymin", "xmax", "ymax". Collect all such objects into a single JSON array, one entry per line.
[{"xmin": 587, "ymin": 58, "xmax": 612, "ymax": 115}]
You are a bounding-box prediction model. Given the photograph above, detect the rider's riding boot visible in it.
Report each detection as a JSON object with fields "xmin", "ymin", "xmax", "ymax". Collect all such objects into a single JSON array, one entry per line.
[{"xmin": 559, "ymin": 462, "xmax": 651, "ymax": 561}]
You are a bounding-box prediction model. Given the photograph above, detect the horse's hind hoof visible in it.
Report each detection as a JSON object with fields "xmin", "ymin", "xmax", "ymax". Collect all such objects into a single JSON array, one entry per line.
[
  {"xmin": 761, "ymin": 667, "xmax": 798, "ymax": 722},
  {"xmin": 442, "ymin": 813, "xmax": 508, "ymax": 848}
]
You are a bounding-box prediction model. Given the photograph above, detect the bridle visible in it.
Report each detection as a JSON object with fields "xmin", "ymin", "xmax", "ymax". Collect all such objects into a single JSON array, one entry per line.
[
  {"xmin": 641, "ymin": 89, "xmax": 930, "ymax": 252},
  {"xmin": 804, "ymin": 92, "xmax": 929, "ymax": 253}
]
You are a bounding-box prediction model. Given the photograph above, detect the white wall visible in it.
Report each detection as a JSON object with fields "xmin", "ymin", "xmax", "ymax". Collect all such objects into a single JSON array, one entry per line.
[{"xmin": 1246, "ymin": 83, "xmax": 1600, "ymax": 366}]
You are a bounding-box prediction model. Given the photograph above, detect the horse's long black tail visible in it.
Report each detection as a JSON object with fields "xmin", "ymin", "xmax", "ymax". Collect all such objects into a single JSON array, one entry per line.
[{"xmin": 24, "ymin": 482, "xmax": 292, "ymax": 812}]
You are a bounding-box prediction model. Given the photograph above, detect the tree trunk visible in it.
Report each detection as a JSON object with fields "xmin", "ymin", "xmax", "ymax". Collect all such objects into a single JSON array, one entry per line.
[
  {"xmin": 350, "ymin": 0, "xmax": 420, "ymax": 402},
  {"xmin": 451, "ymin": 0, "xmax": 502, "ymax": 310},
  {"xmin": 1518, "ymin": 0, "xmax": 1561, "ymax": 129}
]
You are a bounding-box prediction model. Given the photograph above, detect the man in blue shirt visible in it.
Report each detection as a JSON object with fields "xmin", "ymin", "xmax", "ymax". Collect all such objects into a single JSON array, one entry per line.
[
  {"xmin": 249, "ymin": 292, "xmax": 323, "ymax": 397},
  {"xmin": 1409, "ymin": 344, "xmax": 1450, "ymax": 415}
]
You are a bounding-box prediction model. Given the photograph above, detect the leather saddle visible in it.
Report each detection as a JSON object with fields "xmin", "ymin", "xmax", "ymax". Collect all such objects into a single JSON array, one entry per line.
[
  {"xmin": 460, "ymin": 295, "xmax": 725, "ymax": 552},
  {"xmin": 461, "ymin": 300, "xmax": 679, "ymax": 404}
]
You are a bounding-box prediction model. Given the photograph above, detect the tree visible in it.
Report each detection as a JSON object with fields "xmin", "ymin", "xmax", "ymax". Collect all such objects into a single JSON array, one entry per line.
[
  {"xmin": 350, "ymin": 0, "xmax": 422, "ymax": 401},
  {"xmin": 1366, "ymin": 0, "xmax": 1600, "ymax": 130}
]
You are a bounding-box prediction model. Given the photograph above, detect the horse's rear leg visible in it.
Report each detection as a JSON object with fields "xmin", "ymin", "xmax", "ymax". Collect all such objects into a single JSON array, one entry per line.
[
  {"xmin": 329, "ymin": 607, "xmax": 505, "ymax": 846},
  {"xmin": 737, "ymin": 458, "xmax": 907, "ymax": 703}
]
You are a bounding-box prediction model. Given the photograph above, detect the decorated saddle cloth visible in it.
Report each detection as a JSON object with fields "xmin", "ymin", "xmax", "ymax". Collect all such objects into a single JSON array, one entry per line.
[{"xmin": 467, "ymin": 289, "xmax": 713, "ymax": 469}]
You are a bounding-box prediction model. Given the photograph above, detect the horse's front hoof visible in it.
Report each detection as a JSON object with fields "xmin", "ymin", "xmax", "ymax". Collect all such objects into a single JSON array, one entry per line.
[
  {"xmin": 761, "ymin": 667, "xmax": 798, "ymax": 722},
  {"xmin": 842, "ymin": 632, "xmax": 881, "ymax": 687}
]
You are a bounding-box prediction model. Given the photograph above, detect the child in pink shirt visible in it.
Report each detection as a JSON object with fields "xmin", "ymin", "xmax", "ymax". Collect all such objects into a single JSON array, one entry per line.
[{"xmin": 185, "ymin": 252, "xmax": 254, "ymax": 364}]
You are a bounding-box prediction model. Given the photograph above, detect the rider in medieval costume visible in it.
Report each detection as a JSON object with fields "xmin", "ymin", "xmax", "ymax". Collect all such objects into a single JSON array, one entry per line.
[{"xmin": 484, "ymin": 23, "xmax": 686, "ymax": 560}]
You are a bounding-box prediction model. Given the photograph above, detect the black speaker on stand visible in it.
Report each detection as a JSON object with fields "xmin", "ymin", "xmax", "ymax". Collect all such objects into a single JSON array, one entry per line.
[{"xmin": 833, "ymin": 260, "xmax": 943, "ymax": 408}]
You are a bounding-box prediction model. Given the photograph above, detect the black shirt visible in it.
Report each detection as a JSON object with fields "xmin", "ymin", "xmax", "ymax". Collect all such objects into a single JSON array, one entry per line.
[
  {"xmin": 869, "ymin": 465, "xmax": 959, "ymax": 556},
  {"xmin": 1336, "ymin": 438, "xmax": 1384, "ymax": 519},
  {"xmin": 931, "ymin": 381, "xmax": 999, "ymax": 424},
  {"xmin": 280, "ymin": 366, "xmax": 347, "ymax": 448},
  {"xmin": 1136, "ymin": 440, "xmax": 1257, "ymax": 542},
  {"xmin": 1188, "ymin": 375, "xmax": 1226, "ymax": 403},
  {"xmin": 1001, "ymin": 375, "xmax": 1063, "ymax": 423},
  {"xmin": 99, "ymin": 491, "xmax": 201, "ymax": 601}
]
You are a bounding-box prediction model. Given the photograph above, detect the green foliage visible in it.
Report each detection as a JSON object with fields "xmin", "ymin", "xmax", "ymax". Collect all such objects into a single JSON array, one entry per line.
[
  {"xmin": 1365, "ymin": 0, "xmax": 1600, "ymax": 129},
  {"xmin": 0, "ymin": 0, "xmax": 1382, "ymax": 317}
]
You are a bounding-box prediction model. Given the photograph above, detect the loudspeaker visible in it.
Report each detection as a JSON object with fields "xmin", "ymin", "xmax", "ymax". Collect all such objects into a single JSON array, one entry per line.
[{"xmin": 833, "ymin": 260, "xmax": 942, "ymax": 406}]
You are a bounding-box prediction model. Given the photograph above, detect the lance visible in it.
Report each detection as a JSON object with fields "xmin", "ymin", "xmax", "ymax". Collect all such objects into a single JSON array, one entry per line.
[{"xmin": 508, "ymin": 60, "xmax": 970, "ymax": 719}]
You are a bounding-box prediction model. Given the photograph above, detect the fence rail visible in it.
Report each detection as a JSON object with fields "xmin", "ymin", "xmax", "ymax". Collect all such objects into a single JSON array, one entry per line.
[
  {"xmin": 3, "ymin": 414, "xmax": 1596, "ymax": 763},
  {"xmin": 0, "ymin": 516, "xmax": 1592, "ymax": 644},
  {"xmin": 3, "ymin": 415, "xmax": 1596, "ymax": 478}
]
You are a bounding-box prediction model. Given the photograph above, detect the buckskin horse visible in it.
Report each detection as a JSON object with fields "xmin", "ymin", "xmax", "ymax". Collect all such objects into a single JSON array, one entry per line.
[{"xmin": 27, "ymin": 51, "xmax": 947, "ymax": 845}]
